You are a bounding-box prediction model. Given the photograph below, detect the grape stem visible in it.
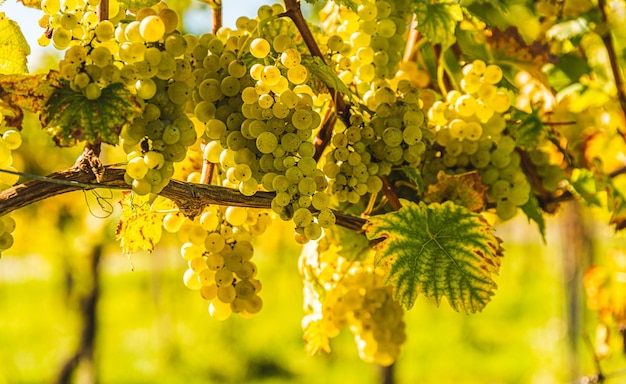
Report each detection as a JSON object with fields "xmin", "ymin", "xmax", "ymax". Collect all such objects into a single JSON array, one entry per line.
[
  {"xmin": 207, "ymin": 0, "xmax": 222, "ymax": 34},
  {"xmin": 402, "ymin": 15, "xmax": 420, "ymax": 63},
  {"xmin": 382, "ymin": 176, "xmax": 402, "ymax": 211},
  {"xmin": 598, "ymin": 0, "xmax": 626, "ymax": 137},
  {"xmin": 0, "ymin": 166, "xmax": 367, "ymax": 233},
  {"xmin": 280, "ymin": 0, "xmax": 350, "ymax": 126},
  {"xmin": 313, "ymin": 106, "xmax": 336, "ymax": 161},
  {"xmin": 280, "ymin": 0, "xmax": 404, "ymax": 212},
  {"xmin": 516, "ymin": 148, "xmax": 557, "ymax": 212}
]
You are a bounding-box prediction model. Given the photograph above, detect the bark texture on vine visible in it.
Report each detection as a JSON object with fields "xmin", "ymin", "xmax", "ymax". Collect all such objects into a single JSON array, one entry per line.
[{"xmin": 0, "ymin": 166, "xmax": 367, "ymax": 232}]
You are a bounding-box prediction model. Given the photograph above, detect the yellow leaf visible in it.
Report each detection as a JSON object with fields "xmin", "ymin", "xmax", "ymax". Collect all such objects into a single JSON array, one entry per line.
[
  {"xmin": 115, "ymin": 191, "xmax": 164, "ymax": 254},
  {"xmin": 0, "ymin": 13, "xmax": 30, "ymax": 74}
]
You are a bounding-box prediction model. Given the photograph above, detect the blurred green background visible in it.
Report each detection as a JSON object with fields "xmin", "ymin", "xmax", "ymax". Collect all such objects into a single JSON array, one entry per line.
[
  {"xmin": 1, "ymin": 204, "xmax": 625, "ymax": 384},
  {"xmin": 2, "ymin": 0, "xmax": 626, "ymax": 383}
]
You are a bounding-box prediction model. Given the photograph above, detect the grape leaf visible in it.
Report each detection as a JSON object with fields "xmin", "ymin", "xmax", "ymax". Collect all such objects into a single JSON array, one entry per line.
[
  {"xmin": 423, "ymin": 171, "xmax": 487, "ymax": 212},
  {"xmin": 321, "ymin": 224, "xmax": 370, "ymax": 261},
  {"xmin": 413, "ymin": 1, "xmax": 463, "ymax": 48},
  {"xmin": 0, "ymin": 72, "xmax": 60, "ymax": 128},
  {"xmin": 41, "ymin": 82, "xmax": 142, "ymax": 146},
  {"xmin": 116, "ymin": 192, "xmax": 164, "ymax": 254},
  {"xmin": 364, "ymin": 201, "xmax": 503, "ymax": 313},
  {"xmin": 488, "ymin": 27, "xmax": 556, "ymax": 88},
  {"xmin": 402, "ymin": 166, "xmax": 425, "ymax": 194},
  {"xmin": 591, "ymin": 160, "xmax": 626, "ymax": 231},
  {"xmin": 510, "ymin": 108, "xmax": 544, "ymax": 148},
  {"xmin": 569, "ymin": 168, "xmax": 602, "ymax": 206},
  {"xmin": 301, "ymin": 56, "xmax": 353, "ymax": 101},
  {"xmin": 0, "ymin": 13, "xmax": 30, "ymax": 75},
  {"xmin": 520, "ymin": 194, "xmax": 546, "ymax": 242}
]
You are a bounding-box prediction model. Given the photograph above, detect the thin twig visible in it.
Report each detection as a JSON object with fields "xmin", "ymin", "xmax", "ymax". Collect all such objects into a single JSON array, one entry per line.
[
  {"xmin": 597, "ymin": 0, "xmax": 626, "ymax": 137},
  {"xmin": 281, "ymin": 0, "xmax": 350, "ymax": 126}
]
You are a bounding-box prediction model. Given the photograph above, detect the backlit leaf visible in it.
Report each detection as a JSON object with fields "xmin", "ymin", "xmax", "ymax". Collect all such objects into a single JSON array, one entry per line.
[
  {"xmin": 302, "ymin": 56, "xmax": 354, "ymax": 100},
  {"xmin": 510, "ymin": 108, "xmax": 545, "ymax": 148},
  {"xmin": 488, "ymin": 27, "xmax": 556, "ymax": 88},
  {"xmin": 591, "ymin": 159, "xmax": 626, "ymax": 231},
  {"xmin": 569, "ymin": 168, "xmax": 602, "ymax": 207},
  {"xmin": 41, "ymin": 82, "xmax": 142, "ymax": 146},
  {"xmin": 321, "ymin": 224, "xmax": 370, "ymax": 261},
  {"xmin": 520, "ymin": 195, "xmax": 546, "ymax": 242},
  {"xmin": 423, "ymin": 171, "xmax": 487, "ymax": 212},
  {"xmin": 0, "ymin": 72, "xmax": 60, "ymax": 128},
  {"xmin": 116, "ymin": 192, "xmax": 164, "ymax": 254},
  {"xmin": 0, "ymin": 13, "xmax": 30, "ymax": 74},
  {"xmin": 364, "ymin": 201, "xmax": 503, "ymax": 313},
  {"xmin": 414, "ymin": 1, "xmax": 463, "ymax": 48}
]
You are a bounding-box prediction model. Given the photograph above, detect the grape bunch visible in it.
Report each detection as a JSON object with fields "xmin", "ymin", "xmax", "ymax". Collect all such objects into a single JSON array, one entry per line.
[
  {"xmin": 165, "ymin": 205, "xmax": 271, "ymax": 320},
  {"xmin": 320, "ymin": 0, "xmax": 412, "ymax": 91},
  {"xmin": 324, "ymin": 79, "xmax": 430, "ymax": 204},
  {"xmin": 189, "ymin": 6, "xmax": 336, "ymax": 244},
  {"xmin": 300, "ymin": 240, "xmax": 406, "ymax": 366},
  {"xmin": 45, "ymin": 2, "xmax": 199, "ymax": 195},
  {"xmin": 0, "ymin": 114, "xmax": 22, "ymax": 256},
  {"xmin": 425, "ymin": 60, "xmax": 535, "ymax": 220}
]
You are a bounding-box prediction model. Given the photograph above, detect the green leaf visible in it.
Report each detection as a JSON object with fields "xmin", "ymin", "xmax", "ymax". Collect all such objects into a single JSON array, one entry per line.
[
  {"xmin": 301, "ymin": 56, "xmax": 353, "ymax": 100},
  {"xmin": 402, "ymin": 166, "xmax": 424, "ymax": 194},
  {"xmin": 488, "ymin": 27, "xmax": 555, "ymax": 89},
  {"xmin": 0, "ymin": 13, "xmax": 30, "ymax": 74},
  {"xmin": 569, "ymin": 168, "xmax": 602, "ymax": 206},
  {"xmin": 511, "ymin": 108, "xmax": 544, "ymax": 148},
  {"xmin": 414, "ymin": 1, "xmax": 463, "ymax": 48},
  {"xmin": 364, "ymin": 201, "xmax": 503, "ymax": 313},
  {"xmin": 591, "ymin": 160, "xmax": 626, "ymax": 231},
  {"xmin": 41, "ymin": 82, "xmax": 142, "ymax": 146},
  {"xmin": 322, "ymin": 224, "xmax": 370, "ymax": 261},
  {"xmin": 115, "ymin": 192, "xmax": 165, "ymax": 254},
  {"xmin": 520, "ymin": 195, "xmax": 546, "ymax": 242}
]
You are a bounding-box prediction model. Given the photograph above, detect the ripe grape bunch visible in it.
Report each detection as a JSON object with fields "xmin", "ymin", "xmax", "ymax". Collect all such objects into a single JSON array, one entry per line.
[
  {"xmin": 191, "ymin": 4, "xmax": 336, "ymax": 244},
  {"xmin": 41, "ymin": 0, "xmax": 198, "ymax": 195},
  {"xmin": 426, "ymin": 60, "xmax": 537, "ymax": 220},
  {"xmin": 165, "ymin": 205, "xmax": 271, "ymax": 320},
  {"xmin": 300, "ymin": 242, "xmax": 406, "ymax": 366},
  {"xmin": 320, "ymin": 0, "xmax": 412, "ymax": 89}
]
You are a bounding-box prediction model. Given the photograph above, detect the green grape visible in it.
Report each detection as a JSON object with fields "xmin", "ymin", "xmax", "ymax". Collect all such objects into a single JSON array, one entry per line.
[
  {"xmin": 484, "ymin": 64, "xmax": 503, "ymax": 84},
  {"xmin": 41, "ymin": 0, "xmax": 60, "ymax": 14},
  {"xmin": 496, "ymin": 198, "xmax": 517, "ymax": 220},
  {"xmin": 84, "ymin": 83, "xmax": 101, "ymax": 100},
  {"xmin": 140, "ymin": 15, "xmax": 166, "ymax": 42},
  {"xmin": 220, "ymin": 75, "xmax": 241, "ymax": 97},
  {"xmin": 158, "ymin": 8, "xmax": 179, "ymax": 34},
  {"xmin": 287, "ymin": 65, "xmax": 308, "ymax": 84},
  {"xmin": 1, "ymin": 130, "xmax": 21, "ymax": 150},
  {"xmin": 165, "ymin": 33, "xmax": 187, "ymax": 56},
  {"xmin": 95, "ymin": 20, "xmax": 115, "ymax": 41},
  {"xmin": 209, "ymin": 300, "xmax": 232, "ymax": 320},
  {"xmin": 135, "ymin": 78, "xmax": 157, "ymax": 100},
  {"xmin": 491, "ymin": 179, "xmax": 511, "ymax": 199},
  {"xmin": 52, "ymin": 28, "xmax": 72, "ymax": 50},
  {"xmin": 249, "ymin": 37, "xmax": 270, "ymax": 58}
]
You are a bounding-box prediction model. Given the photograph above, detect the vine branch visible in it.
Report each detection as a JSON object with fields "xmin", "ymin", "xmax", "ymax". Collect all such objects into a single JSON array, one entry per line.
[
  {"xmin": 0, "ymin": 166, "xmax": 367, "ymax": 232},
  {"xmin": 598, "ymin": 0, "xmax": 626, "ymax": 135}
]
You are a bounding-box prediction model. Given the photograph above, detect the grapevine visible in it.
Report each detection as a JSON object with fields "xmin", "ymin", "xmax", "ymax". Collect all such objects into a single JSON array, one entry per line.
[{"xmin": 0, "ymin": 0, "xmax": 625, "ymax": 374}]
